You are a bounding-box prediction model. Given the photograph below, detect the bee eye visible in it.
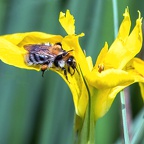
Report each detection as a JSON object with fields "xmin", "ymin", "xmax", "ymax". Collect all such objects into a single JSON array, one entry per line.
[
  {"xmin": 67, "ymin": 58, "xmax": 72, "ymax": 63},
  {"xmin": 68, "ymin": 56, "xmax": 74, "ymax": 62},
  {"xmin": 67, "ymin": 56, "xmax": 76, "ymax": 66}
]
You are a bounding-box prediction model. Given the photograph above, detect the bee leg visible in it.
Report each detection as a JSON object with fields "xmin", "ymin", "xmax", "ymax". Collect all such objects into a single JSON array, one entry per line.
[
  {"xmin": 41, "ymin": 64, "xmax": 48, "ymax": 77},
  {"xmin": 72, "ymin": 69, "xmax": 75, "ymax": 75},
  {"xmin": 68, "ymin": 67, "xmax": 75, "ymax": 76},
  {"xmin": 68, "ymin": 67, "xmax": 71, "ymax": 75},
  {"xmin": 41, "ymin": 69, "xmax": 45, "ymax": 77},
  {"xmin": 62, "ymin": 67, "xmax": 69, "ymax": 82},
  {"xmin": 71, "ymin": 69, "xmax": 75, "ymax": 76}
]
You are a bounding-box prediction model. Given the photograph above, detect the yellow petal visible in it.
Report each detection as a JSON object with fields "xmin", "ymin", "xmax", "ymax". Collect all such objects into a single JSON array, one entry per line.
[
  {"xmin": 93, "ymin": 85, "xmax": 127, "ymax": 119},
  {"xmin": 0, "ymin": 32, "xmax": 63, "ymax": 70},
  {"xmin": 93, "ymin": 57, "xmax": 144, "ymax": 119},
  {"xmin": 1, "ymin": 32, "xmax": 63, "ymax": 47},
  {"xmin": 59, "ymin": 10, "xmax": 75, "ymax": 35},
  {"xmin": 127, "ymin": 58, "xmax": 144, "ymax": 76},
  {"xmin": 86, "ymin": 68, "xmax": 134, "ymax": 89},
  {"xmin": 0, "ymin": 37, "xmax": 38, "ymax": 70},
  {"xmin": 59, "ymin": 11, "xmax": 90, "ymax": 117},
  {"xmin": 86, "ymin": 56, "xmax": 93, "ymax": 71},
  {"xmin": 103, "ymin": 8, "xmax": 143, "ymax": 69},
  {"xmin": 125, "ymin": 58, "xmax": 144, "ymax": 100},
  {"xmin": 54, "ymin": 67, "xmax": 88, "ymax": 118},
  {"xmin": 125, "ymin": 58, "xmax": 144, "ymax": 83},
  {"xmin": 122, "ymin": 11, "xmax": 143, "ymax": 66},
  {"xmin": 94, "ymin": 42, "xmax": 108, "ymax": 70},
  {"xmin": 117, "ymin": 8, "xmax": 131, "ymax": 40},
  {"xmin": 54, "ymin": 34, "xmax": 89, "ymax": 117}
]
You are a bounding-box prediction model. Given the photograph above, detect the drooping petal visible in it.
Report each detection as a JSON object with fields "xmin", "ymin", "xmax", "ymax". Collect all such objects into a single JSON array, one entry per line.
[
  {"xmin": 59, "ymin": 10, "xmax": 75, "ymax": 35},
  {"xmin": 102, "ymin": 8, "xmax": 143, "ymax": 70},
  {"xmin": 0, "ymin": 37, "xmax": 38, "ymax": 70},
  {"xmin": 86, "ymin": 68, "xmax": 134, "ymax": 89},
  {"xmin": 1, "ymin": 32, "xmax": 63, "ymax": 47},
  {"xmin": 54, "ymin": 67, "xmax": 89, "ymax": 118},
  {"xmin": 0, "ymin": 32, "xmax": 63, "ymax": 70},
  {"xmin": 125, "ymin": 58, "xmax": 144, "ymax": 83},
  {"xmin": 125, "ymin": 58, "xmax": 144, "ymax": 100},
  {"xmin": 93, "ymin": 85, "xmax": 127, "ymax": 119},
  {"xmin": 54, "ymin": 34, "xmax": 89, "ymax": 117},
  {"xmin": 126, "ymin": 58, "xmax": 144, "ymax": 76}
]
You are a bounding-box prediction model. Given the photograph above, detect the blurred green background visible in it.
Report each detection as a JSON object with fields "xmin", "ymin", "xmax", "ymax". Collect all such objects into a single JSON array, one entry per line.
[{"xmin": 0, "ymin": 0, "xmax": 144, "ymax": 144}]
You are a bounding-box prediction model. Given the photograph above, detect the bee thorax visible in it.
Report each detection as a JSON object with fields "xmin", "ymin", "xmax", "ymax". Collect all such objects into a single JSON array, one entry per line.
[{"xmin": 58, "ymin": 60, "xmax": 65, "ymax": 68}]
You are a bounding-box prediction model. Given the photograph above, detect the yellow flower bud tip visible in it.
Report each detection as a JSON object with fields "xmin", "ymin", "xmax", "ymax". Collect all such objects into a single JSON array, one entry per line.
[
  {"xmin": 80, "ymin": 32, "xmax": 85, "ymax": 37},
  {"xmin": 123, "ymin": 7, "xmax": 129, "ymax": 17},
  {"xmin": 59, "ymin": 9, "xmax": 75, "ymax": 35},
  {"xmin": 138, "ymin": 10, "xmax": 142, "ymax": 19},
  {"xmin": 137, "ymin": 10, "xmax": 143, "ymax": 25}
]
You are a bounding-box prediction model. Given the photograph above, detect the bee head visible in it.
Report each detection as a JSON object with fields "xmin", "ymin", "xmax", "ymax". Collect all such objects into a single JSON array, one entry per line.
[{"xmin": 67, "ymin": 56, "xmax": 76, "ymax": 69}]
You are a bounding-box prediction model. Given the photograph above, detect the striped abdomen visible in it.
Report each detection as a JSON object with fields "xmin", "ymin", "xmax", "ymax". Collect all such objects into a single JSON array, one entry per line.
[{"xmin": 25, "ymin": 53, "xmax": 54, "ymax": 66}]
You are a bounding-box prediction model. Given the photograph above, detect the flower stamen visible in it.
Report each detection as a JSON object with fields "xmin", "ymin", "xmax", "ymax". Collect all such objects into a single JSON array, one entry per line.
[{"xmin": 98, "ymin": 64, "xmax": 104, "ymax": 73}]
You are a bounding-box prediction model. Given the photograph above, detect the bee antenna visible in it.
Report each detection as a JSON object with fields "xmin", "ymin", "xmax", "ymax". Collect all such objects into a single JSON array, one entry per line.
[{"xmin": 67, "ymin": 49, "xmax": 74, "ymax": 53}]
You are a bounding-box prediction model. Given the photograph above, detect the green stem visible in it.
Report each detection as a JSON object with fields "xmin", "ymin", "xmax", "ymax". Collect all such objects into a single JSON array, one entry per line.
[
  {"xmin": 112, "ymin": 0, "xmax": 119, "ymax": 37},
  {"xmin": 120, "ymin": 91, "xmax": 130, "ymax": 143}
]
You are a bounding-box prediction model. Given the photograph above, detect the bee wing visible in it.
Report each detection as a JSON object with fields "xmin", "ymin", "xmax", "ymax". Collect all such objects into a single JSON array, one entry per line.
[
  {"xmin": 24, "ymin": 44, "xmax": 53, "ymax": 55},
  {"xmin": 24, "ymin": 44, "xmax": 37, "ymax": 52}
]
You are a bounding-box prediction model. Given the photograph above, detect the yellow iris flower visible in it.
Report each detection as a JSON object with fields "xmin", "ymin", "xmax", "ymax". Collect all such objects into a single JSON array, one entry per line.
[
  {"xmin": 85, "ymin": 8, "xmax": 144, "ymax": 119},
  {"xmin": 0, "ymin": 8, "xmax": 143, "ymax": 121}
]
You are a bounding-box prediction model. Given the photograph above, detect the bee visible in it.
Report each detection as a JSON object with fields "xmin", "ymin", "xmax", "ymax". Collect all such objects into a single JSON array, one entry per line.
[{"xmin": 24, "ymin": 42, "xmax": 77, "ymax": 80}]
